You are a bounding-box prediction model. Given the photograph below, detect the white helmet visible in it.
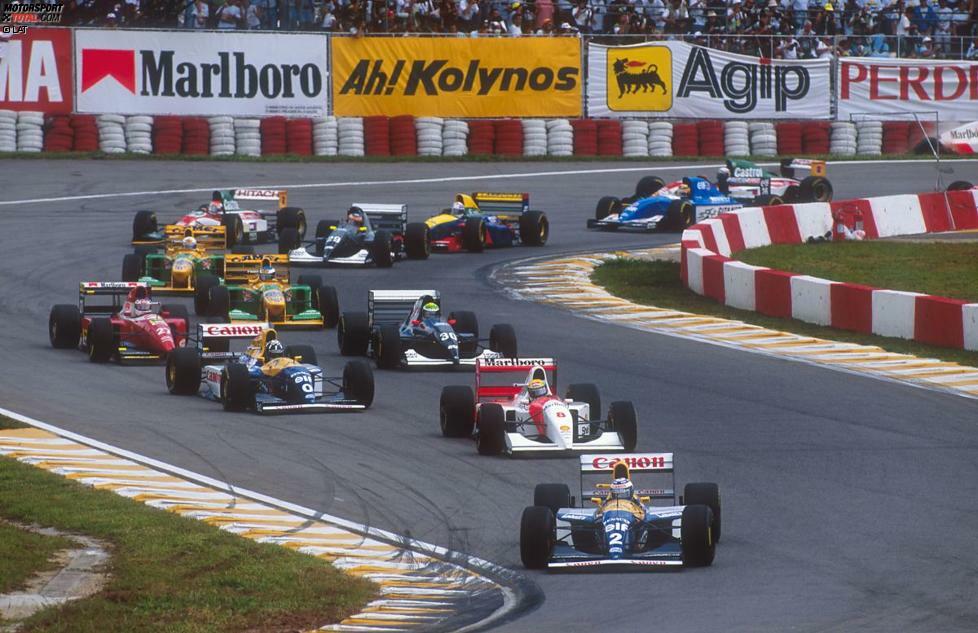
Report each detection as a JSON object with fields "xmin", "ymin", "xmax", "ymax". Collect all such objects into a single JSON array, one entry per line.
[
  {"xmin": 182, "ymin": 235, "xmax": 197, "ymax": 249},
  {"xmin": 452, "ymin": 201, "xmax": 465, "ymax": 214},
  {"xmin": 265, "ymin": 339, "xmax": 285, "ymax": 360},
  {"xmin": 610, "ymin": 477, "xmax": 634, "ymax": 501},
  {"xmin": 133, "ymin": 298, "xmax": 153, "ymax": 316},
  {"xmin": 717, "ymin": 166, "xmax": 731, "ymax": 179}
]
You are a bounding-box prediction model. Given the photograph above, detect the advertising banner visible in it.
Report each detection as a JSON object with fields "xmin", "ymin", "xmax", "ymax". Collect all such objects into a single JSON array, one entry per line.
[
  {"xmin": 332, "ymin": 36, "xmax": 581, "ymax": 117},
  {"xmin": 587, "ymin": 41, "xmax": 830, "ymax": 119},
  {"xmin": 838, "ymin": 57, "xmax": 978, "ymax": 122},
  {"xmin": 74, "ymin": 30, "xmax": 328, "ymax": 116},
  {"xmin": 0, "ymin": 27, "xmax": 72, "ymax": 113}
]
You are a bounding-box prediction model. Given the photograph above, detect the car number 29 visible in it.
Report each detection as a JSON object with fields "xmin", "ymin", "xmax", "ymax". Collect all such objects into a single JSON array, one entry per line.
[{"xmin": 293, "ymin": 374, "xmax": 314, "ymax": 393}]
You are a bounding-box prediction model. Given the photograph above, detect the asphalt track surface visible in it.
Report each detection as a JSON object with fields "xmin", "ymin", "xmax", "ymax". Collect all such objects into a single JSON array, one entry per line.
[{"xmin": 3, "ymin": 158, "xmax": 978, "ymax": 632}]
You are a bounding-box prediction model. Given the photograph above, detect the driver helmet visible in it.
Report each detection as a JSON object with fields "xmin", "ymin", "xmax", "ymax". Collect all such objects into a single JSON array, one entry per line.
[
  {"xmin": 451, "ymin": 201, "xmax": 465, "ymax": 215},
  {"xmin": 133, "ymin": 297, "xmax": 153, "ymax": 316},
  {"xmin": 717, "ymin": 166, "xmax": 731, "ymax": 180},
  {"xmin": 609, "ymin": 477, "xmax": 634, "ymax": 501},
  {"xmin": 182, "ymin": 235, "xmax": 197, "ymax": 249},
  {"xmin": 347, "ymin": 206, "xmax": 365, "ymax": 225},
  {"xmin": 258, "ymin": 263, "xmax": 276, "ymax": 281},
  {"xmin": 265, "ymin": 339, "xmax": 285, "ymax": 361},
  {"xmin": 527, "ymin": 378, "xmax": 548, "ymax": 398},
  {"xmin": 421, "ymin": 301, "xmax": 440, "ymax": 319}
]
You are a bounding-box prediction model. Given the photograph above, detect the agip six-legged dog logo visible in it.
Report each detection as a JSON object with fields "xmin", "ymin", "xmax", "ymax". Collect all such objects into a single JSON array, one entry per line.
[{"xmin": 606, "ymin": 46, "xmax": 672, "ymax": 112}]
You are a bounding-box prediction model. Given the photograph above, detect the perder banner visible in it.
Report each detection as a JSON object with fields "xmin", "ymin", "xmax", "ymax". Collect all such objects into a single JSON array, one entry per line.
[
  {"xmin": 587, "ymin": 42, "xmax": 830, "ymax": 119},
  {"xmin": 332, "ymin": 37, "xmax": 581, "ymax": 117},
  {"xmin": 838, "ymin": 57, "xmax": 978, "ymax": 122},
  {"xmin": 0, "ymin": 27, "xmax": 72, "ymax": 114},
  {"xmin": 75, "ymin": 30, "xmax": 328, "ymax": 116}
]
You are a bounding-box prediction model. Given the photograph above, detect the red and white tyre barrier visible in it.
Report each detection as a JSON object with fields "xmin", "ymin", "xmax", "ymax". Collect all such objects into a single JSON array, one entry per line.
[
  {"xmin": 442, "ymin": 119, "xmax": 468, "ymax": 157},
  {"xmin": 682, "ymin": 189, "xmax": 978, "ymax": 350},
  {"xmin": 337, "ymin": 117, "xmax": 364, "ymax": 157},
  {"xmin": 286, "ymin": 118, "xmax": 313, "ymax": 156},
  {"xmin": 209, "ymin": 116, "xmax": 235, "ymax": 157},
  {"xmin": 125, "ymin": 115, "xmax": 153, "ymax": 154},
  {"xmin": 723, "ymin": 121, "xmax": 749, "ymax": 157},
  {"xmin": 0, "ymin": 109, "xmax": 16, "ymax": 152},
  {"xmin": 416, "ymin": 117, "xmax": 444, "ymax": 157},
  {"xmin": 672, "ymin": 122, "xmax": 698, "ymax": 157},
  {"xmin": 749, "ymin": 122, "xmax": 777, "ymax": 157},
  {"xmin": 622, "ymin": 120, "xmax": 648, "ymax": 158},
  {"xmin": 547, "ymin": 119, "xmax": 573, "ymax": 156},
  {"xmin": 648, "ymin": 122, "xmax": 673, "ymax": 157},
  {"xmin": 44, "ymin": 115, "xmax": 73, "ymax": 152},
  {"xmin": 313, "ymin": 116, "xmax": 338, "ymax": 156},
  {"xmin": 234, "ymin": 118, "xmax": 261, "ymax": 157},
  {"xmin": 390, "ymin": 115, "xmax": 417, "ymax": 157},
  {"xmin": 522, "ymin": 119, "xmax": 547, "ymax": 157},
  {"xmin": 97, "ymin": 114, "xmax": 125, "ymax": 154},
  {"xmin": 181, "ymin": 117, "xmax": 209, "ymax": 156},
  {"xmin": 153, "ymin": 116, "xmax": 183, "ymax": 155}
]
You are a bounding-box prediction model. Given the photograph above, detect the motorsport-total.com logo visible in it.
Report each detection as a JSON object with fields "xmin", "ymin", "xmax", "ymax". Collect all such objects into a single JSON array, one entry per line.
[{"xmin": 1, "ymin": 2, "xmax": 64, "ymax": 34}]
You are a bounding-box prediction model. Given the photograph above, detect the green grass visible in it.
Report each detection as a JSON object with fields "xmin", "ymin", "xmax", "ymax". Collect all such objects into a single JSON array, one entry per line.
[
  {"xmin": 0, "ymin": 414, "xmax": 29, "ymax": 430},
  {"xmin": 0, "ymin": 452, "xmax": 375, "ymax": 632},
  {"xmin": 592, "ymin": 259, "xmax": 978, "ymax": 367},
  {"xmin": 736, "ymin": 241, "xmax": 978, "ymax": 303},
  {"xmin": 0, "ymin": 521, "xmax": 73, "ymax": 595},
  {"xmin": 0, "ymin": 150, "xmax": 966, "ymax": 164}
]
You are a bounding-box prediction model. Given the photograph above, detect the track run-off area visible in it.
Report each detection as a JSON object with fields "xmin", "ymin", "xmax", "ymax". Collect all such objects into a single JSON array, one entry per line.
[{"xmin": 2, "ymin": 158, "xmax": 978, "ymax": 632}]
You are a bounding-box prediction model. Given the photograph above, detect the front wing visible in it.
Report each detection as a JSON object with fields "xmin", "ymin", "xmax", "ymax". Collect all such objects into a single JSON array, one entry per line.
[
  {"xmin": 586, "ymin": 215, "xmax": 662, "ymax": 232},
  {"xmin": 505, "ymin": 429, "xmax": 626, "ymax": 455}
]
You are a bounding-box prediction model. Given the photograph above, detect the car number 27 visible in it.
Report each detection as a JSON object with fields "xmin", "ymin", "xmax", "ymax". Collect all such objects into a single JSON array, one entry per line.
[{"xmin": 293, "ymin": 373, "xmax": 314, "ymax": 393}]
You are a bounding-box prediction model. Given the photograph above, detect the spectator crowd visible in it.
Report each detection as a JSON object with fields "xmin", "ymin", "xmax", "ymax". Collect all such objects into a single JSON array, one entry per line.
[{"xmin": 51, "ymin": 0, "xmax": 978, "ymax": 59}]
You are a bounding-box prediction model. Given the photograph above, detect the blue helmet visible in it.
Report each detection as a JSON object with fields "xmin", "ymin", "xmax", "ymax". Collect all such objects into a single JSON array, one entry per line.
[{"xmin": 609, "ymin": 478, "xmax": 633, "ymax": 501}]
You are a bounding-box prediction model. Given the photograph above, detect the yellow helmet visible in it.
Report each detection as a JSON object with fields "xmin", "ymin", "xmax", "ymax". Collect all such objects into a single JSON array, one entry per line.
[{"xmin": 528, "ymin": 379, "xmax": 548, "ymax": 398}]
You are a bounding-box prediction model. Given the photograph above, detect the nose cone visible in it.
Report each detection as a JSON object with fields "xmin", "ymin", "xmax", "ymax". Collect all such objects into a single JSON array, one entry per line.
[
  {"xmin": 171, "ymin": 259, "xmax": 193, "ymax": 288},
  {"xmin": 264, "ymin": 289, "xmax": 286, "ymax": 322}
]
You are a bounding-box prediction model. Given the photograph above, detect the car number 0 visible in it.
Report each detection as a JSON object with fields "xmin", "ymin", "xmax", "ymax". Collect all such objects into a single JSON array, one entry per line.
[{"xmin": 294, "ymin": 374, "xmax": 314, "ymax": 393}]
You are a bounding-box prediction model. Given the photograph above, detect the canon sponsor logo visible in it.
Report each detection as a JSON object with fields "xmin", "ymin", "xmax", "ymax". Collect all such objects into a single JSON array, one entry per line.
[
  {"xmin": 201, "ymin": 324, "xmax": 264, "ymax": 337},
  {"xmin": 590, "ymin": 455, "xmax": 668, "ymax": 470},
  {"xmin": 677, "ymin": 47, "xmax": 811, "ymax": 113}
]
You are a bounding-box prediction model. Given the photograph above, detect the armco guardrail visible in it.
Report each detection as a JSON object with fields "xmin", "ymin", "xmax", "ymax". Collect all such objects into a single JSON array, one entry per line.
[{"xmin": 680, "ymin": 190, "xmax": 978, "ymax": 351}]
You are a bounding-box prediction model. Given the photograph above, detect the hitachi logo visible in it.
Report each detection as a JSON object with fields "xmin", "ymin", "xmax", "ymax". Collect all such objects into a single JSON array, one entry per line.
[{"xmin": 139, "ymin": 51, "xmax": 322, "ymax": 99}]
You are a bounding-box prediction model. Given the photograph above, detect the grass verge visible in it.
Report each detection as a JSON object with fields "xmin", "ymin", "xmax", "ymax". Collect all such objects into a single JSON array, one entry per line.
[
  {"xmin": 0, "ymin": 414, "xmax": 29, "ymax": 430},
  {"xmin": 592, "ymin": 259, "xmax": 978, "ymax": 368},
  {"xmin": 0, "ymin": 429, "xmax": 375, "ymax": 633},
  {"xmin": 736, "ymin": 241, "xmax": 978, "ymax": 303},
  {"xmin": 0, "ymin": 521, "xmax": 73, "ymax": 596}
]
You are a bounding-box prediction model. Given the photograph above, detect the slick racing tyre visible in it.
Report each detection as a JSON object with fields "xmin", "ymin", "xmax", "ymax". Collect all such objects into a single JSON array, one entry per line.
[
  {"xmin": 439, "ymin": 385, "xmax": 475, "ymax": 437},
  {"xmin": 667, "ymin": 199, "xmax": 695, "ymax": 230},
  {"xmin": 208, "ymin": 285, "xmax": 231, "ymax": 321},
  {"xmin": 754, "ymin": 195, "xmax": 785, "ymax": 207},
  {"xmin": 684, "ymin": 482, "xmax": 722, "ymax": 543},
  {"xmin": 222, "ymin": 214, "xmax": 244, "ymax": 247},
  {"xmin": 947, "ymin": 180, "xmax": 974, "ymax": 191},
  {"xmin": 194, "ymin": 274, "xmax": 219, "ymax": 316},
  {"xmin": 489, "ymin": 324, "xmax": 518, "ymax": 358},
  {"xmin": 452, "ymin": 310, "xmax": 479, "ymax": 356},
  {"xmin": 519, "ymin": 211, "xmax": 549, "ymax": 247},
  {"xmin": 405, "ymin": 222, "xmax": 431, "ymax": 259},
  {"xmin": 343, "ymin": 359, "xmax": 375, "ymax": 407},
  {"xmin": 635, "ymin": 175, "xmax": 665, "ymax": 198},
  {"xmin": 462, "ymin": 217, "xmax": 486, "ymax": 252},
  {"xmin": 284, "ymin": 344, "xmax": 317, "ymax": 366},
  {"xmin": 132, "ymin": 210, "xmax": 157, "ymax": 241},
  {"xmin": 681, "ymin": 504, "xmax": 716, "ymax": 567},
  {"xmin": 337, "ymin": 312, "xmax": 370, "ymax": 356},
  {"xmin": 608, "ymin": 401, "xmax": 638, "ymax": 451},
  {"xmin": 533, "ymin": 483, "xmax": 570, "ymax": 515},
  {"xmin": 595, "ymin": 196, "xmax": 621, "ymax": 221},
  {"xmin": 520, "ymin": 506, "xmax": 555, "ymax": 569},
  {"xmin": 166, "ymin": 347, "xmax": 201, "ymax": 395},
  {"xmin": 476, "ymin": 403, "xmax": 505, "ymax": 455},
  {"xmin": 277, "ymin": 206, "xmax": 307, "ymax": 239},
  {"xmin": 566, "ymin": 383, "xmax": 600, "ymax": 420},
  {"xmin": 316, "ymin": 285, "xmax": 340, "ymax": 328},
  {"xmin": 278, "ymin": 227, "xmax": 300, "ymax": 254},
  {"xmin": 371, "ymin": 230, "xmax": 394, "ymax": 268},
  {"xmin": 221, "ymin": 363, "xmax": 254, "ymax": 412},
  {"xmin": 49, "ymin": 304, "xmax": 81, "ymax": 349},
  {"xmin": 799, "ymin": 176, "xmax": 833, "ymax": 202},
  {"xmin": 375, "ymin": 324, "xmax": 402, "ymax": 369},
  {"xmin": 87, "ymin": 317, "xmax": 115, "ymax": 363}
]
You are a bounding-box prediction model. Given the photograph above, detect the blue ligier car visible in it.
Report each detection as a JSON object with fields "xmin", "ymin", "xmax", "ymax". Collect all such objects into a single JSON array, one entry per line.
[
  {"xmin": 520, "ymin": 453, "xmax": 721, "ymax": 570},
  {"xmin": 588, "ymin": 176, "xmax": 746, "ymax": 232}
]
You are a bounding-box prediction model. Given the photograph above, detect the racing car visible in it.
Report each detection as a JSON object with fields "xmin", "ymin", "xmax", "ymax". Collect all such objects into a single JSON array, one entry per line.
[
  {"xmin": 166, "ymin": 322, "xmax": 374, "ymax": 414},
  {"xmin": 336, "ymin": 290, "xmax": 518, "ymax": 369},
  {"xmin": 49, "ymin": 282, "xmax": 189, "ymax": 363},
  {"xmin": 439, "ymin": 357, "xmax": 637, "ymax": 456},
  {"xmin": 194, "ymin": 254, "xmax": 338, "ymax": 329},
  {"xmin": 519, "ymin": 453, "xmax": 721, "ymax": 570},
  {"xmin": 589, "ymin": 158, "xmax": 833, "ymax": 232},
  {"xmin": 132, "ymin": 189, "xmax": 307, "ymax": 247},
  {"xmin": 424, "ymin": 192, "xmax": 549, "ymax": 252},
  {"xmin": 122, "ymin": 225, "xmax": 229, "ymax": 294},
  {"xmin": 279, "ymin": 204, "xmax": 429, "ymax": 267}
]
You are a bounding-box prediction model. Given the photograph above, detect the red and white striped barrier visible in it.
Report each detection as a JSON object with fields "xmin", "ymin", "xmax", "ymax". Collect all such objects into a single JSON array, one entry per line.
[{"xmin": 681, "ymin": 190, "xmax": 978, "ymax": 351}]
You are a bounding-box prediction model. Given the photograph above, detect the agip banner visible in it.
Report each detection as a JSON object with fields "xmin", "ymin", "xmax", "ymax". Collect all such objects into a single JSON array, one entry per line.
[
  {"xmin": 332, "ymin": 37, "xmax": 581, "ymax": 117},
  {"xmin": 587, "ymin": 42, "xmax": 830, "ymax": 119},
  {"xmin": 0, "ymin": 27, "xmax": 72, "ymax": 113},
  {"xmin": 838, "ymin": 57, "xmax": 978, "ymax": 122},
  {"xmin": 74, "ymin": 30, "xmax": 328, "ymax": 116}
]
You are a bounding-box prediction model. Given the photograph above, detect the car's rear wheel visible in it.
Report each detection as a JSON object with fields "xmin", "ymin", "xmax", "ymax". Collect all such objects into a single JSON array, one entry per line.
[
  {"xmin": 338, "ymin": 312, "xmax": 370, "ymax": 356},
  {"xmin": 284, "ymin": 344, "xmax": 317, "ymax": 366},
  {"xmin": 519, "ymin": 211, "xmax": 549, "ymax": 246},
  {"xmin": 636, "ymin": 175, "xmax": 665, "ymax": 198},
  {"xmin": 376, "ymin": 324, "xmax": 402, "ymax": 369},
  {"xmin": 371, "ymin": 230, "xmax": 394, "ymax": 268},
  {"xmin": 343, "ymin": 360, "xmax": 375, "ymax": 407},
  {"xmin": 132, "ymin": 210, "xmax": 157, "ymax": 241},
  {"xmin": 452, "ymin": 310, "xmax": 479, "ymax": 356},
  {"xmin": 533, "ymin": 483, "xmax": 570, "ymax": 515},
  {"xmin": 166, "ymin": 347, "xmax": 201, "ymax": 395},
  {"xmin": 489, "ymin": 323, "xmax": 518, "ymax": 358},
  {"xmin": 608, "ymin": 401, "xmax": 637, "ymax": 451},
  {"xmin": 566, "ymin": 383, "xmax": 601, "ymax": 420},
  {"xmin": 87, "ymin": 317, "xmax": 115, "ymax": 363},
  {"xmin": 462, "ymin": 217, "xmax": 486, "ymax": 252},
  {"xmin": 316, "ymin": 286, "xmax": 340, "ymax": 328},
  {"xmin": 122, "ymin": 253, "xmax": 142, "ymax": 282},
  {"xmin": 947, "ymin": 180, "xmax": 974, "ymax": 191},
  {"xmin": 221, "ymin": 363, "xmax": 254, "ymax": 412},
  {"xmin": 800, "ymin": 176, "xmax": 833, "ymax": 202},
  {"xmin": 49, "ymin": 304, "xmax": 81, "ymax": 349},
  {"xmin": 754, "ymin": 194, "xmax": 785, "ymax": 207},
  {"xmin": 439, "ymin": 385, "xmax": 475, "ymax": 437},
  {"xmin": 476, "ymin": 404, "xmax": 506, "ymax": 455},
  {"xmin": 681, "ymin": 505, "xmax": 716, "ymax": 567},
  {"xmin": 222, "ymin": 214, "xmax": 244, "ymax": 247},
  {"xmin": 684, "ymin": 482, "xmax": 722, "ymax": 543},
  {"xmin": 277, "ymin": 207, "xmax": 307, "ymax": 239},
  {"xmin": 405, "ymin": 222, "xmax": 431, "ymax": 259},
  {"xmin": 520, "ymin": 506, "xmax": 556, "ymax": 569}
]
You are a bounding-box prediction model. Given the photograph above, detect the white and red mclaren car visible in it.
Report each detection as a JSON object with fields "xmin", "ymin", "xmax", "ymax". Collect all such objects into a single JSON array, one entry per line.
[{"xmin": 438, "ymin": 358, "xmax": 638, "ymax": 456}]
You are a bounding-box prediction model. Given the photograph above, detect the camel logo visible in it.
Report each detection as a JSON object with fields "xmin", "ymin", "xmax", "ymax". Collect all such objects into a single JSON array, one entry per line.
[{"xmin": 606, "ymin": 46, "xmax": 671, "ymax": 112}]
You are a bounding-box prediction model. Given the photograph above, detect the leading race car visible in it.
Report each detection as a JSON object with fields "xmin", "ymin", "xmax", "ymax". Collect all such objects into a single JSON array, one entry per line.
[
  {"xmin": 49, "ymin": 282, "xmax": 189, "ymax": 363},
  {"xmin": 520, "ymin": 453, "xmax": 721, "ymax": 570},
  {"xmin": 122, "ymin": 225, "xmax": 228, "ymax": 294},
  {"xmin": 337, "ymin": 290, "xmax": 518, "ymax": 369},
  {"xmin": 280, "ymin": 204, "xmax": 430, "ymax": 267},
  {"xmin": 132, "ymin": 189, "xmax": 307, "ymax": 247},
  {"xmin": 166, "ymin": 322, "xmax": 374, "ymax": 414},
  {"xmin": 439, "ymin": 358, "xmax": 637, "ymax": 456},
  {"xmin": 424, "ymin": 192, "xmax": 549, "ymax": 252},
  {"xmin": 719, "ymin": 158, "xmax": 833, "ymax": 204},
  {"xmin": 195, "ymin": 254, "xmax": 338, "ymax": 329}
]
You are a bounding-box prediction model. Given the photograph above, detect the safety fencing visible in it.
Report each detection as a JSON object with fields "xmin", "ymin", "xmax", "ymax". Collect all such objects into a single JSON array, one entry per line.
[{"xmin": 680, "ymin": 189, "xmax": 978, "ymax": 351}]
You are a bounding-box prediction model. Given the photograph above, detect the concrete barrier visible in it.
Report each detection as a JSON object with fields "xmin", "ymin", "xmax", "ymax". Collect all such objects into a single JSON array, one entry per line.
[
  {"xmin": 872, "ymin": 290, "xmax": 922, "ymax": 340},
  {"xmin": 791, "ymin": 275, "xmax": 833, "ymax": 326}
]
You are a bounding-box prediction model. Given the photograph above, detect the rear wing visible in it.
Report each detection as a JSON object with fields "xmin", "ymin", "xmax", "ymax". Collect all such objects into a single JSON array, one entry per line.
[
  {"xmin": 780, "ymin": 158, "xmax": 827, "ymax": 179},
  {"xmin": 579, "ymin": 453, "xmax": 677, "ymax": 503},
  {"xmin": 476, "ymin": 358, "xmax": 557, "ymax": 400},
  {"xmin": 351, "ymin": 203, "xmax": 408, "ymax": 234},
  {"xmin": 162, "ymin": 224, "xmax": 227, "ymax": 251},
  {"xmin": 471, "ymin": 192, "xmax": 530, "ymax": 217},
  {"xmin": 78, "ymin": 281, "xmax": 144, "ymax": 314},
  {"xmin": 223, "ymin": 254, "xmax": 290, "ymax": 284},
  {"xmin": 195, "ymin": 322, "xmax": 268, "ymax": 358},
  {"xmin": 368, "ymin": 289, "xmax": 438, "ymax": 328},
  {"xmin": 232, "ymin": 188, "xmax": 288, "ymax": 209}
]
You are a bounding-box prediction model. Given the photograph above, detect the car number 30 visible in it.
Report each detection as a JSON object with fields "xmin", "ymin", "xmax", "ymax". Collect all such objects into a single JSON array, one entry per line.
[
  {"xmin": 293, "ymin": 374, "xmax": 314, "ymax": 393},
  {"xmin": 438, "ymin": 332, "xmax": 458, "ymax": 342}
]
